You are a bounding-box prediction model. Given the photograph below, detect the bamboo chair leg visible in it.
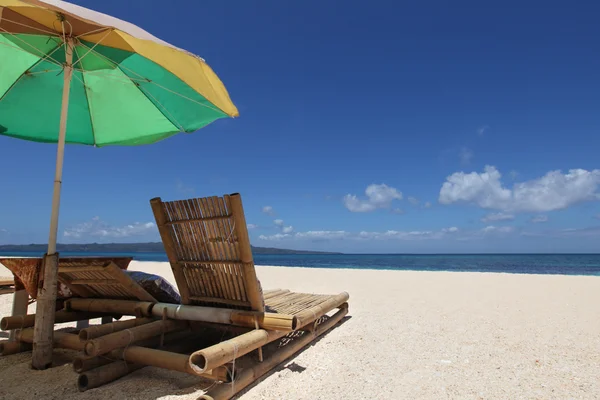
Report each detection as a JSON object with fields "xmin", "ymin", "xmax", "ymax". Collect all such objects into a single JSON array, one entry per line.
[
  {"xmin": 101, "ymin": 316, "xmax": 112, "ymax": 325},
  {"xmin": 254, "ymin": 316, "xmax": 263, "ymax": 362},
  {"xmin": 9, "ymin": 289, "xmax": 28, "ymax": 341}
]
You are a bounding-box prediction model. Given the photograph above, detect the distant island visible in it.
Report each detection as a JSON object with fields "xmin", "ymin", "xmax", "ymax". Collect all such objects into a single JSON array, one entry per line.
[{"xmin": 0, "ymin": 242, "xmax": 342, "ymax": 255}]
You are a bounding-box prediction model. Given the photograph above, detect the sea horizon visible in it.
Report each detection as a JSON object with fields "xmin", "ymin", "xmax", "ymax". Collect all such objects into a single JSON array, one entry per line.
[{"xmin": 1, "ymin": 251, "xmax": 599, "ymax": 277}]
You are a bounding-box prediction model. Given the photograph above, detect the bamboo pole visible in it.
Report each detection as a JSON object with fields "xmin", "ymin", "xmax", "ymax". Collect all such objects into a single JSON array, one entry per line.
[
  {"xmin": 199, "ymin": 305, "xmax": 349, "ymax": 400},
  {"xmin": 152, "ymin": 303, "xmax": 296, "ymax": 331},
  {"xmin": 78, "ymin": 318, "xmax": 154, "ymax": 340},
  {"xmin": 78, "ymin": 361, "xmax": 143, "ymax": 392},
  {"xmin": 189, "ymin": 329, "xmax": 288, "ymax": 374},
  {"xmin": 32, "ymin": 35, "xmax": 75, "ymax": 370},
  {"xmin": 73, "ymin": 330, "xmax": 193, "ymax": 373},
  {"xmin": 18, "ymin": 329, "xmax": 84, "ymax": 351},
  {"xmin": 293, "ymin": 292, "xmax": 350, "ymax": 328},
  {"xmin": 1, "ymin": 310, "xmax": 109, "ymax": 331},
  {"xmin": 67, "ymin": 298, "xmax": 297, "ymax": 331},
  {"xmin": 227, "ymin": 194, "xmax": 264, "ymax": 312},
  {"xmin": 66, "ymin": 298, "xmax": 154, "ymax": 317},
  {"xmin": 84, "ymin": 319, "xmax": 188, "ymax": 356},
  {"xmin": 0, "ymin": 340, "xmax": 32, "ymax": 356},
  {"xmin": 77, "ymin": 334, "xmax": 231, "ymax": 392}
]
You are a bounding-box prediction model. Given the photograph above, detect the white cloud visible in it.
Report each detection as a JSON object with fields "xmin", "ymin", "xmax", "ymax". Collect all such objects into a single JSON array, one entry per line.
[
  {"xmin": 481, "ymin": 212, "xmax": 515, "ymax": 223},
  {"xmin": 521, "ymin": 226, "xmax": 600, "ymax": 238},
  {"xmin": 282, "ymin": 226, "xmax": 294, "ymax": 234},
  {"xmin": 509, "ymin": 170, "xmax": 519, "ymax": 180},
  {"xmin": 259, "ymin": 227, "xmax": 460, "ymax": 241},
  {"xmin": 262, "ymin": 206, "xmax": 275, "ymax": 216},
  {"xmin": 423, "ymin": 201, "xmax": 432, "ymax": 209},
  {"xmin": 482, "ymin": 225, "xmax": 514, "ymax": 234},
  {"xmin": 459, "ymin": 147, "xmax": 473, "ymax": 165},
  {"xmin": 407, "ymin": 196, "xmax": 419, "ymax": 206},
  {"xmin": 439, "ymin": 166, "xmax": 600, "ymax": 213},
  {"xmin": 258, "ymin": 233, "xmax": 291, "ymax": 240},
  {"xmin": 273, "ymin": 219, "xmax": 284, "ymax": 227},
  {"xmin": 344, "ymin": 184, "xmax": 403, "ymax": 212},
  {"xmin": 64, "ymin": 218, "xmax": 156, "ymax": 239},
  {"xmin": 295, "ymin": 230, "xmax": 349, "ymax": 240},
  {"xmin": 392, "ymin": 208, "xmax": 405, "ymax": 214},
  {"xmin": 530, "ymin": 215, "xmax": 548, "ymax": 223},
  {"xmin": 0, "ymin": 228, "xmax": 7, "ymax": 233},
  {"xmin": 247, "ymin": 223, "xmax": 258, "ymax": 230},
  {"xmin": 442, "ymin": 227, "xmax": 459, "ymax": 233},
  {"xmin": 477, "ymin": 125, "xmax": 489, "ymax": 136}
]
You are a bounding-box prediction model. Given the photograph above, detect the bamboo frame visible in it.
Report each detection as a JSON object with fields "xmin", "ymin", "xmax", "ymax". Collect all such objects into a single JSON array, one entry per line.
[
  {"xmin": 189, "ymin": 328, "xmax": 288, "ymax": 374},
  {"xmin": 78, "ymin": 317, "xmax": 154, "ymax": 340},
  {"xmin": 73, "ymin": 330, "xmax": 192, "ymax": 373},
  {"xmin": 78, "ymin": 361, "xmax": 143, "ymax": 392},
  {"xmin": 84, "ymin": 319, "xmax": 188, "ymax": 356},
  {"xmin": 199, "ymin": 304, "xmax": 349, "ymax": 400},
  {"xmin": 1, "ymin": 310, "xmax": 109, "ymax": 331},
  {"xmin": 66, "ymin": 299, "xmax": 297, "ymax": 331},
  {"xmin": 293, "ymin": 292, "xmax": 350, "ymax": 327},
  {"xmin": 228, "ymin": 194, "xmax": 264, "ymax": 312},
  {"xmin": 0, "ymin": 340, "xmax": 32, "ymax": 356},
  {"xmin": 66, "ymin": 298, "xmax": 154, "ymax": 317},
  {"xmin": 18, "ymin": 329, "xmax": 84, "ymax": 351}
]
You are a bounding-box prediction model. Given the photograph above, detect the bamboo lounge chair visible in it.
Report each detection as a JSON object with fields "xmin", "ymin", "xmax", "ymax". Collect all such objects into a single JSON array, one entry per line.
[
  {"xmin": 147, "ymin": 193, "xmax": 350, "ymax": 399},
  {"xmin": 0, "ymin": 257, "xmax": 138, "ymax": 338}
]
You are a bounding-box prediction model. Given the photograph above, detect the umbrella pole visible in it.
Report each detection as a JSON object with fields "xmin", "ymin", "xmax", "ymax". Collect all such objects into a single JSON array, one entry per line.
[{"xmin": 31, "ymin": 38, "xmax": 74, "ymax": 370}]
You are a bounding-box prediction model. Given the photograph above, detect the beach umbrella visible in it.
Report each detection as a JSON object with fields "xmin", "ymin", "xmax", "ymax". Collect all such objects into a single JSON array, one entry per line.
[{"xmin": 0, "ymin": 0, "xmax": 238, "ymax": 369}]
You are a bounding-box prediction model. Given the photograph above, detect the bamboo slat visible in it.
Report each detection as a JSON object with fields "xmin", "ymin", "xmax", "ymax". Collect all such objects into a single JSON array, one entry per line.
[
  {"xmin": 150, "ymin": 197, "xmax": 192, "ymax": 304},
  {"xmin": 293, "ymin": 292, "xmax": 350, "ymax": 327},
  {"xmin": 228, "ymin": 194, "xmax": 264, "ymax": 312},
  {"xmin": 58, "ymin": 261, "xmax": 156, "ymax": 302}
]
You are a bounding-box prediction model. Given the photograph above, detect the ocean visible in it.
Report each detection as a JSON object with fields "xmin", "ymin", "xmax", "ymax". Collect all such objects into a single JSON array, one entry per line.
[{"xmin": 1, "ymin": 252, "xmax": 599, "ymax": 276}]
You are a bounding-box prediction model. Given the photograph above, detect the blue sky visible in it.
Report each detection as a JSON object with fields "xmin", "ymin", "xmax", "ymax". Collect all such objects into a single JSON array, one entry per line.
[{"xmin": 1, "ymin": 0, "xmax": 599, "ymax": 253}]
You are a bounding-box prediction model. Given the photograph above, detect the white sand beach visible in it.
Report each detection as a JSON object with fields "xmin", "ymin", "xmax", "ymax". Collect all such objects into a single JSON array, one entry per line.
[{"xmin": 1, "ymin": 262, "xmax": 599, "ymax": 399}]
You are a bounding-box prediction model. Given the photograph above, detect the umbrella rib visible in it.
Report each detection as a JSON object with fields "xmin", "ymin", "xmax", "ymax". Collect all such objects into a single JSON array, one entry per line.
[
  {"xmin": 75, "ymin": 27, "xmax": 111, "ymax": 39},
  {"xmin": 0, "ymin": 17, "xmax": 61, "ymax": 36},
  {"xmin": 77, "ymin": 40, "xmax": 148, "ymax": 80},
  {"xmin": 0, "ymin": 27, "xmax": 63, "ymax": 67},
  {"xmin": 0, "ymin": 40, "xmax": 63, "ymax": 103},
  {"xmin": 73, "ymin": 46, "xmax": 98, "ymax": 146},
  {"xmin": 75, "ymin": 40, "xmax": 224, "ymax": 113},
  {"xmin": 72, "ymin": 29, "xmax": 112, "ymax": 69}
]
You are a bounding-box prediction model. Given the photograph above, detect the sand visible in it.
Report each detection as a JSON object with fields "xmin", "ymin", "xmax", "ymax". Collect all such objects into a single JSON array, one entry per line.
[{"xmin": 0, "ymin": 261, "xmax": 599, "ymax": 399}]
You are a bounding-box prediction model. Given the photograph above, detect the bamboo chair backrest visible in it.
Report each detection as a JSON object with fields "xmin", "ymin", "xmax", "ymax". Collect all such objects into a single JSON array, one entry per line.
[
  {"xmin": 56, "ymin": 258, "xmax": 156, "ymax": 302},
  {"xmin": 150, "ymin": 193, "xmax": 264, "ymax": 312},
  {"xmin": 0, "ymin": 257, "xmax": 138, "ymax": 300}
]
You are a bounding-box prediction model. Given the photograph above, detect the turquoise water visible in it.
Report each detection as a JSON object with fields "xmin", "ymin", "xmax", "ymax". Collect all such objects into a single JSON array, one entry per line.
[{"xmin": 1, "ymin": 252, "xmax": 600, "ymax": 276}]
